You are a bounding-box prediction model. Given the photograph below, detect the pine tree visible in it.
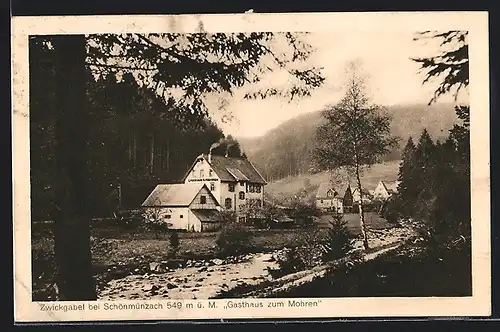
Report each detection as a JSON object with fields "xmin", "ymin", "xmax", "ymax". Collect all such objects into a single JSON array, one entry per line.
[
  {"xmin": 415, "ymin": 129, "xmax": 436, "ymax": 193},
  {"xmin": 396, "ymin": 137, "xmax": 418, "ymax": 217}
]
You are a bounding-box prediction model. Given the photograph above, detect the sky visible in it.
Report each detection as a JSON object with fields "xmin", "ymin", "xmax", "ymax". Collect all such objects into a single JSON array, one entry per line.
[{"xmin": 205, "ymin": 30, "xmax": 468, "ymax": 138}]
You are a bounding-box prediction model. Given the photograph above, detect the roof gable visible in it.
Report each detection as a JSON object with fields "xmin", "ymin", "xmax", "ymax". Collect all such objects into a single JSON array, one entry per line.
[
  {"xmin": 142, "ymin": 183, "xmax": 216, "ymax": 207},
  {"xmin": 316, "ymin": 183, "xmax": 334, "ymax": 198}
]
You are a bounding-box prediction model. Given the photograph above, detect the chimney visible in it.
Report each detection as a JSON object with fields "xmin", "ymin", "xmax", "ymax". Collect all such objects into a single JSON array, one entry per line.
[{"xmin": 208, "ymin": 148, "xmax": 212, "ymax": 163}]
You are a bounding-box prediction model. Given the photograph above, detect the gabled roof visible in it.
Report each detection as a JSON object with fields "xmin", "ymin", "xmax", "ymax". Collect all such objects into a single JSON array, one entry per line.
[
  {"xmin": 353, "ymin": 186, "xmax": 372, "ymax": 196},
  {"xmin": 142, "ymin": 183, "xmax": 218, "ymax": 207},
  {"xmin": 316, "ymin": 183, "xmax": 337, "ymax": 199},
  {"xmin": 183, "ymin": 154, "xmax": 267, "ymax": 184},
  {"xmin": 380, "ymin": 180, "xmax": 400, "ymax": 194}
]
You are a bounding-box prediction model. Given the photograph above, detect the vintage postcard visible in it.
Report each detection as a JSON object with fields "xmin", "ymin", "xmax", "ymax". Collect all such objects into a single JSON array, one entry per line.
[{"xmin": 12, "ymin": 11, "xmax": 490, "ymax": 322}]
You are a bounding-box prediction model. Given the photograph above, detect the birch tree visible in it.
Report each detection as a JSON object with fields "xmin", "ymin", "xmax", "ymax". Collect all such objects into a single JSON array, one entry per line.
[{"xmin": 314, "ymin": 63, "xmax": 398, "ymax": 249}]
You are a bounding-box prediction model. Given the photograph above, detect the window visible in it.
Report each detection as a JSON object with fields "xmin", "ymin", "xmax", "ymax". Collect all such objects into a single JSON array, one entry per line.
[
  {"xmin": 200, "ymin": 169, "xmax": 205, "ymax": 178},
  {"xmin": 239, "ymin": 191, "xmax": 245, "ymax": 200},
  {"xmin": 249, "ymin": 184, "xmax": 254, "ymax": 193},
  {"xmin": 180, "ymin": 215, "xmax": 184, "ymax": 218},
  {"xmin": 210, "ymin": 182, "xmax": 215, "ymax": 191},
  {"xmin": 257, "ymin": 199, "xmax": 262, "ymax": 207},
  {"xmin": 200, "ymin": 195, "xmax": 207, "ymax": 204},
  {"xmin": 228, "ymin": 183, "xmax": 235, "ymax": 192},
  {"xmin": 239, "ymin": 181, "xmax": 245, "ymax": 186},
  {"xmin": 225, "ymin": 198, "xmax": 232, "ymax": 210},
  {"xmin": 164, "ymin": 215, "xmax": 172, "ymax": 219},
  {"xmin": 256, "ymin": 185, "xmax": 261, "ymax": 193},
  {"xmin": 209, "ymin": 169, "xmax": 213, "ymax": 177},
  {"xmin": 321, "ymin": 199, "xmax": 324, "ymax": 204}
]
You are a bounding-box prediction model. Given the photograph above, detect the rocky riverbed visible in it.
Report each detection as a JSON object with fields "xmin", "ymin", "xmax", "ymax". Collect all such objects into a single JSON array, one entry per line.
[
  {"xmin": 98, "ymin": 252, "xmax": 281, "ymax": 300},
  {"xmin": 97, "ymin": 225, "xmax": 416, "ymax": 300}
]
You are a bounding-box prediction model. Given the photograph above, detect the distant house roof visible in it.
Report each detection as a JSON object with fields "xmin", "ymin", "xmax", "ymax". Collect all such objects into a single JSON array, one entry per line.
[
  {"xmin": 184, "ymin": 154, "xmax": 267, "ymax": 184},
  {"xmin": 316, "ymin": 183, "xmax": 337, "ymax": 199},
  {"xmin": 316, "ymin": 182, "xmax": 352, "ymax": 199},
  {"xmin": 191, "ymin": 209, "xmax": 222, "ymax": 223},
  {"xmin": 353, "ymin": 187, "xmax": 372, "ymax": 196},
  {"xmin": 337, "ymin": 183, "xmax": 352, "ymax": 197},
  {"xmin": 142, "ymin": 183, "xmax": 217, "ymax": 207},
  {"xmin": 381, "ymin": 180, "xmax": 400, "ymax": 194}
]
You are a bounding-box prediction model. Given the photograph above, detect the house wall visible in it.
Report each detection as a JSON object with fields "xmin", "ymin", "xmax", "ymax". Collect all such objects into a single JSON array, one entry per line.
[
  {"xmin": 143, "ymin": 207, "xmax": 194, "ymax": 231},
  {"xmin": 316, "ymin": 198, "xmax": 343, "ymax": 213},
  {"xmin": 187, "ymin": 209, "xmax": 203, "ymax": 232},
  {"xmin": 184, "ymin": 157, "xmax": 222, "ymax": 204}
]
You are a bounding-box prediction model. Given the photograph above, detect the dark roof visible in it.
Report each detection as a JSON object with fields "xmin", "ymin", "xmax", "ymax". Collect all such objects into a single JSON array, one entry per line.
[
  {"xmin": 185, "ymin": 154, "xmax": 267, "ymax": 184},
  {"xmin": 142, "ymin": 183, "xmax": 213, "ymax": 207},
  {"xmin": 191, "ymin": 209, "xmax": 222, "ymax": 223}
]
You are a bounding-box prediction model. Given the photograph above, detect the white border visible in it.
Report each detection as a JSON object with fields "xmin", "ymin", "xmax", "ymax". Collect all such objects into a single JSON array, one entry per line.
[{"xmin": 12, "ymin": 12, "xmax": 491, "ymax": 322}]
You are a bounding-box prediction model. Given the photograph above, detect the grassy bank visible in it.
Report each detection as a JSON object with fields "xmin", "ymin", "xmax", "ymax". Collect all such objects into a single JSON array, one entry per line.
[{"xmin": 268, "ymin": 240, "xmax": 472, "ymax": 298}]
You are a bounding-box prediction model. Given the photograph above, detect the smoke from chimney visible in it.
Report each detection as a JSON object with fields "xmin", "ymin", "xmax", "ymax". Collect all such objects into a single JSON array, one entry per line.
[
  {"xmin": 209, "ymin": 136, "xmax": 238, "ymax": 160},
  {"xmin": 225, "ymin": 142, "xmax": 235, "ymax": 157}
]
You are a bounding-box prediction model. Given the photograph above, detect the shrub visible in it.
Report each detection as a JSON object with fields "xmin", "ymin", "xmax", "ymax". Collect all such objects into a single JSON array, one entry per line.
[
  {"xmin": 289, "ymin": 201, "xmax": 320, "ymax": 226},
  {"xmin": 143, "ymin": 222, "xmax": 170, "ymax": 239},
  {"xmin": 322, "ymin": 213, "xmax": 355, "ymax": 261},
  {"xmin": 268, "ymin": 247, "xmax": 307, "ymax": 278},
  {"xmin": 216, "ymin": 222, "xmax": 252, "ymax": 256},
  {"xmin": 379, "ymin": 197, "xmax": 402, "ymax": 225}
]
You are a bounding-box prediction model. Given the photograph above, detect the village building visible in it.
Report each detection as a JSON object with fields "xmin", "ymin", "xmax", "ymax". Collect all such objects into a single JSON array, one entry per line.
[
  {"xmin": 182, "ymin": 152, "xmax": 267, "ymax": 221},
  {"xmin": 352, "ymin": 186, "xmax": 374, "ymax": 204},
  {"xmin": 315, "ymin": 183, "xmax": 353, "ymax": 213},
  {"xmin": 141, "ymin": 182, "xmax": 222, "ymax": 232},
  {"xmin": 373, "ymin": 180, "xmax": 401, "ymax": 200}
]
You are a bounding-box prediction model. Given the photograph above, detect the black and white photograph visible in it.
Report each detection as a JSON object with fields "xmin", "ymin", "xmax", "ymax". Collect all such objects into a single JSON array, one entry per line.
[{"xmin": 12, "ymin": 12, "xmax": 490, "ymax": 321}]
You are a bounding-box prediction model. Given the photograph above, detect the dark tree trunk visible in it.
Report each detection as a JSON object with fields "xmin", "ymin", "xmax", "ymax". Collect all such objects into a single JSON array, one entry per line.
[
  {"xmin": 150, "ymin": 134, "xmax": 155, "ymax": 175},
  {"xmin": 132, "ymin": 133, "xmax": 137, "ymax": 168},
  {"xmin": 52, "ymin": 35, "xmax": 96, "ymax": 300}
]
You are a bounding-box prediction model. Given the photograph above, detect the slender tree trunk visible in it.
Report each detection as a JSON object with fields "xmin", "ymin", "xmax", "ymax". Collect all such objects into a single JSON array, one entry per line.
[
  {"xmin": 353, "ymin": 141, "xmax": 369, "ymax": 250},
  {"xmin": 52, "ymin": 35, "xmax": 96, "ymax": 300},
  {"xmin": 355, "ymin": 164, "xmax": 369, "ymax": 250}
]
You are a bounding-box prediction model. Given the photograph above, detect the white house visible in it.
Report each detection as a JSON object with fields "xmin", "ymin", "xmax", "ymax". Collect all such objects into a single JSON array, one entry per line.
[
  {"xmin": 315, "ymin": 183, "xmax": 353, "ymax": 213},
  {"xmin": 141, "ymin": 183, "xmax": 222, "ymax": 232},
  {"xmin": 373, "ymin": 180, "xmax": 401, "ymax": 200},
  {"xmin": 352, "ymin": 186, "xmax": 373, "ymax": 204},
  {"xmin": 182, "ymin": 152, "xmax": 267, "ymax": 221}
]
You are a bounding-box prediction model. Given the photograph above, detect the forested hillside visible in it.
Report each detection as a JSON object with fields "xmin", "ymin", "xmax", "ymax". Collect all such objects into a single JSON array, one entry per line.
[
  {"xmin": 30, "ymin": 48, "xmax": 243, "ymax": 219},
  {"xmin": 239, "ymin": 103, "xmax": 459, "ymax": 182}
]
